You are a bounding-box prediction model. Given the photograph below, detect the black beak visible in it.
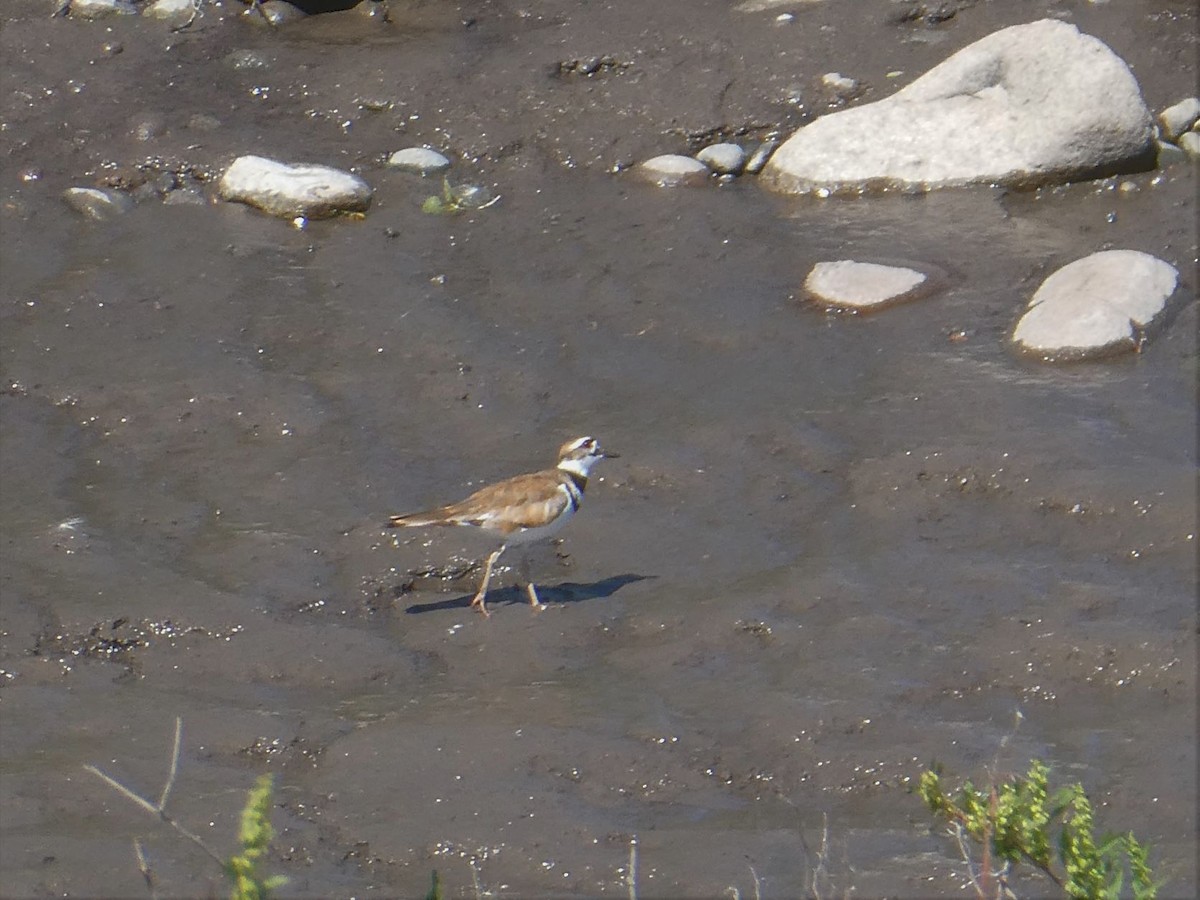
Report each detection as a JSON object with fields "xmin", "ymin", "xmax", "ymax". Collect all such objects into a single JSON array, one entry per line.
[{"xmin": 601, "ymin": 449, "xmax": 620, "ymax": 459}]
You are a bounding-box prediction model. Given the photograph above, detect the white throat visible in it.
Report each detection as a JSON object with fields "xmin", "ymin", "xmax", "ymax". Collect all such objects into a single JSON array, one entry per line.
[{"xmin": 558, "ymin": 455, "xmax": 599, "ymax": 479}]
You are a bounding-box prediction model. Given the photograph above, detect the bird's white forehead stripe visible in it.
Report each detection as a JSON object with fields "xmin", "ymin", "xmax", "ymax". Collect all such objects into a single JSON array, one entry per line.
[{"xmin": 566, "ymin": 436, "xmax": 594, "ymax": 451}]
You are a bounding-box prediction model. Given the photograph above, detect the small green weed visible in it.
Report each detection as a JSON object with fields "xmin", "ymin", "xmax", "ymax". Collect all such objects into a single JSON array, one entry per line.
[
  {"xmin": 920, "ymin": 759, "xmax": 1159, "ymax": 899},
  {"xmin": 226, "ymin": 774, "xmax": 288, "ymax": 900},
  {"xmin": 425, "ymin": 868, "xmax": 443, "ymax": 900},
  {"xmin": 421, "ymin": 178, "xmax": 499, "ymax": 214}
]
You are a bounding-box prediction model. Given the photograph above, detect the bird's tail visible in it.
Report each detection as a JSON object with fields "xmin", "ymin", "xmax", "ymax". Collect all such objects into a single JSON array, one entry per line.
[{"xmin": 384, "ymin": 510, "xmax": 451, "ymax": 529}]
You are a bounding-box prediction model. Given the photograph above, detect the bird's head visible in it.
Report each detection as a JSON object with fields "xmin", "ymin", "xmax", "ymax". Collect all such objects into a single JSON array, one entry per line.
[{"xmin": 556, "ymin": 436, "xmax": 618, "ymax": 477}]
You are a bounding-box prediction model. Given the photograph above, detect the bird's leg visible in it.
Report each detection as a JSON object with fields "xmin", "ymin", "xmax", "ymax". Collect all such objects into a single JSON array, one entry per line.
[
  {"xmin": 525, "ymin": 582, "xmax": 544, "ymax": 610},
  {"xmin": 471, "ymin": 546, "xmax": 505, "ymax": 616},
  {"xmin": 519, "ymin": 555, "xmax": 545, "ymax": 611}
]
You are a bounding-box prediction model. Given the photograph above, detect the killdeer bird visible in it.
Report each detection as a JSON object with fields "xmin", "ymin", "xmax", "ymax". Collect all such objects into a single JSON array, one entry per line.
[{"xmin": 385, "ymin": 436, "xmax": 617, "ymax": 616}]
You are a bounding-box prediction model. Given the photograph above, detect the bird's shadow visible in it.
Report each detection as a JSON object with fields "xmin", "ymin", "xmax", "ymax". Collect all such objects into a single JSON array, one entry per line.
[{"xmin": 403, "ymin": 573, "xmax": 654, "ymax": 615}]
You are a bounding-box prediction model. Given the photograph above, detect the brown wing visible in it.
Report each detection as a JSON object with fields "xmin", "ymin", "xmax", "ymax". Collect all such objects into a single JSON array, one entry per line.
[
  {"xmin": 386, "ymin": 468, "xmax": 567, "ymax": 532},
  {"xmin": 440, "ymin": 471, "xmax": 571, "ymax": 533}
]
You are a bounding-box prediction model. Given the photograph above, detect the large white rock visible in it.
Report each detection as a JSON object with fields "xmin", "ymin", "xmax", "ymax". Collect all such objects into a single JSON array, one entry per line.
[
  {"xmin": 763, "ymin": 20, "xmax": 1154, "ymax": 194},
  {"xmin": 218, "ymin": 155, "xmax": 372, "ymax": 219},
  {"xmin": 804, "ymin": 260, "xmax": 928, "ymax": 310},
  {"xmin": 1012, "ymin": 250, "xmax": 1179, "ymax": 360}
]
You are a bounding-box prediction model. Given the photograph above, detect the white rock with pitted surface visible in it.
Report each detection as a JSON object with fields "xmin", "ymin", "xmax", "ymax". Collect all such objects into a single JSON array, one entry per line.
[{"xmin": 763, "ymin": 20, "xmax": 1155, "ymax": 194}]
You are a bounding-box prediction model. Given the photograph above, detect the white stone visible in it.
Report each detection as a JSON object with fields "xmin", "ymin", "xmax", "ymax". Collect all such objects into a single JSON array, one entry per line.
[
  {"xmin": 70, "ymin": 0, "xmax": 137, "ymax": 18},
  {"xmin": 144, "ymin": 0, "xmax": 195, "ymax": 21},
  {"xmin": 1176, "ymin": 131, "xmax": 1200, "ymax": 158},
  {"xmin": 218, "ymin": 155, "xmax": 372, "ymax": 219},
  {"xmin": 763, "ymin": 20, "xmax": 1154, "ymax": 194},
  {"xmin": 696, "ymin": 143, "xmax": 747, "ymax": 175},
  {"xmin": 804, "ymin": 260, "xmax": 928, "ymax": 310},
  {"xmin": 821, "ymin": 72, "xmax": 858, "ymax": 92},
  {"xmin": 387, "ymin": 147, "xmax": 451, "ymax": 175},
  {"xmin": 638, "ymin": 154, "xmax": 710, "ymax": 187},
  {"xmin": 1157, "ymin": 97, "xmax": 1200, "ymax": 141},
  {"xmin": 63, "ymin": 187, "xmax": 133, "ymax": 220},
  {"xmin": 1012, "ymin": 250, "xmax": 1178, "ymax": 359}
]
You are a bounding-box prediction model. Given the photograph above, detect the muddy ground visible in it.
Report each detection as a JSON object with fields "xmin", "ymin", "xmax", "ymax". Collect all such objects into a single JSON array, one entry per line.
[{"xmin": 0, "ymin": 0, "xmax": 1196, "ymax": 897}]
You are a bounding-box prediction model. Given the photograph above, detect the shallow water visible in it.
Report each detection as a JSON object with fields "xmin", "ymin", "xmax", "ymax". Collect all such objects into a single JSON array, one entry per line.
[{"xmin": 1, "ymin": 1, "xmax": 1196, "ymax": 897}]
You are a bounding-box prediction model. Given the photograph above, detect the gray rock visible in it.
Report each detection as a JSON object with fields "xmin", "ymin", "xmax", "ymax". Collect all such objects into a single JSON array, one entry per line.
[
  {"xmin": 1177, "ymin": 132, "xmax": 1200, "ymax": 159},
  {"xmin": 743, "ymin": 138, "xmax": 780, "ymax": 175},
  {"xmin": 69, "ymin": 0, "xmax": 137, "ymax": 18},
  {"xmin": 218, "ymin": 155, "xmax": 372, "ymax": 219},
  {"xmin": 1157, "ymin": 97, "xmax": 1200, "ymax": 142},
  {"xmin": 1155, "ymin": 140, "xmax": 1187, "ymax": 167},
  {"xmin": 144, "ymin": 0, "xmax": 196, "ymax": 23},
  {"xmin": 1012, "ymin": 250, "xmax": 1178, "ymax": 359},
  {"xmin": 387, "ymin": 147, "xmax": 451, "ymax": 175},
  {"xmin": 637, "ymin": 154, "xmax": 710, "ymax": 187},
  {"xmin": 696, "ymin": 143, "xmax": 747, "ymax": 175},
  {"xmin": 804, "ymin": 260, "xmax": 928, "ymax": 311},
  {"xmin": 763, "ymin": 20, "xmax": 1154, "ymax": 195},
  {"xmin": 63, "ymin": 187, "xmax": 133, "ymax": 220},
  {"xmin": 245, "ymin": 0, "xmax": 307, "ymax": 27}
]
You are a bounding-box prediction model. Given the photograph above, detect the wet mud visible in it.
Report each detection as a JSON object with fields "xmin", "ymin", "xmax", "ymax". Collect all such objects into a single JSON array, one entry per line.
[{"xmin": 1, "ymin": 0, "xmax": 1196, "ymax": 896}]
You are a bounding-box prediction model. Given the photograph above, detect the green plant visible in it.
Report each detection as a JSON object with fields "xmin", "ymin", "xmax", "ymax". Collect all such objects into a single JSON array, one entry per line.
[
  {"xmin": 426, "ymin": 868, "xmax": 443, "ymax": 900},
  {"xmin": 920, "ymin": 759, "xmax": 1159, "ymax": 899},
  {"xmin": 226, "ymin": 774, "xmax": 288, "ymax": 900},
  {"xmin": 421, "ymin": 178, "xmax": 499, "ymax": 214}
]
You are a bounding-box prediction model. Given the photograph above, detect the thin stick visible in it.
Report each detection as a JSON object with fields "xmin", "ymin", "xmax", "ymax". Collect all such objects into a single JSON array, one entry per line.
[
  {"xmin": 133, "ymin": 838, "xmax": 156, "ymax": 899},
  {"xmin": 84, "ymin": 719, "xmax": 225, "ymax": 867},
  {"xmin": 157, "ymin": 717, "xmax": 183, "ymax": 810},
  {"xmin": 627, "ymin": 835, "xmax": 638, "ymax": 900},
  {"xmin": 84, "ymin": 765, "xmax": 159, "ymax": 816},
  {"xmin": 951, "ymin": 822, "xmax": 986, "ymax": 900}
]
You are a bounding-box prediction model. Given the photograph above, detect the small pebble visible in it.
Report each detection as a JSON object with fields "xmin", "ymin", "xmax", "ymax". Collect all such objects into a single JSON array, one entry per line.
[
  {"xmin": 70, "ymin": 0, "xmax": 138, "ymax": 18},
  {"xmin": 804, "ymin": 260, "xmax": 929, "ymax": 310},
  {"xmin": 637, "ymin": 154, "xmax": 710, "ymax": 187},
  {"xmin": 245, "ymin": 0, "xmax": 307, "ymax": 27},
  {"xmin": 696, "ymin": 143, "xmax": 747, "ymax": 175},
  {"xmin": 63, "ymin": 187, "xmax": 133, "ymax": 220},
  {"xmin": 743, "ymin": 138, "xmax": 780, "ymax": 175},
  {"xmin": 387, "ymin": 147, "xmax": 451, "ymax": 175},
  {"xmin": 143, "ymin": 0, "xmax": 196, "ymax": 22},
  {"xmin": 1177, "ymin": 132, "xmax": 1200, "ymax": 158},
  {"xmin": 1157, "ymin": 97, "xmax": 1200, "ymax": 142},
  {"xmin": 821, "ymin": 72, "xmax": 858, "ymax": 92},
  {"xmin": 1155, "ymin": 140, "xmax": 1187, "ymax": 166}
]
